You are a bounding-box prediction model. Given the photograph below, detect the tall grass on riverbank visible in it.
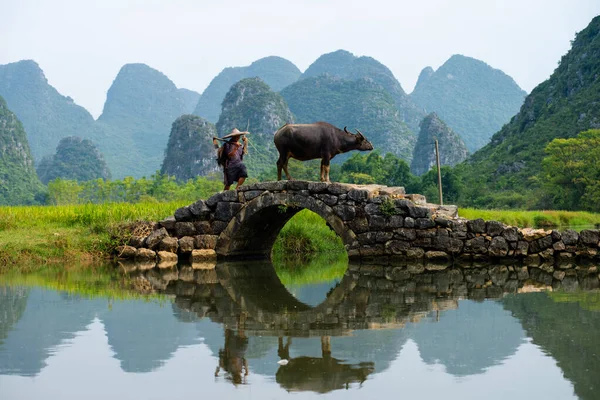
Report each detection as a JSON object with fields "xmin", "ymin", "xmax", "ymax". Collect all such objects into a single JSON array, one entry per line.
[
  {"xmin": 0, "ymin": 202, "xmax": 187, "ymax": 268},
  {"xmin": 459, "ymin": 208, "xmax": 600, "ymax": 229}
]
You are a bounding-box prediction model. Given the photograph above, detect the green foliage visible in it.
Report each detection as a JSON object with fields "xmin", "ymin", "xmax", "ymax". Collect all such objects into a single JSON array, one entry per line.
[
  {"xmin": 45, "ymin": 172, "xmax": 223, "ymax": 205},
  {"xmin": 37, "ymin": 136, "xmax": 111, "ymax": 184},
  {"xmin": 0, "ymin": 95, "xmax": 45, "ymax": 205},
  {"xmin": 459, "ymin": 16, "xmax": 600, "ymax": 209},
  {"xmin": 541, "ymin": 129, "xmax": 600, "ymax": 211},
  {"xmin": 418, "ymin": 166, "xmax": 464, "ymax": 204},
  {"xmin": 338, "ymin": 152, "xmax": 420, "ymax": 190},
  {"xmin": 410, "ymin": 54, "xmax": 526, "ymax": 152},
  {"xmin": 379, "ymin": 198, "xmax": 397, "ymax": 217},
  {"xmin": 458, "ymin": 208, "xmax": 600, "ymax": 229}
]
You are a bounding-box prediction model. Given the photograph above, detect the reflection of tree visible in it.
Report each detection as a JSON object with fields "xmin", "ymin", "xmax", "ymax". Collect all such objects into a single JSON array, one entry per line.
[
  {"xmin": 502, "ymin": 292, "xmax": 600, "ymax": 400},
  {"xmin": 0, "ymin": 286, "xmax": 29, "ymax": 346},
  {"xmin": 215, "ymin": 329, "xmax": 249, "ymax": 385}
]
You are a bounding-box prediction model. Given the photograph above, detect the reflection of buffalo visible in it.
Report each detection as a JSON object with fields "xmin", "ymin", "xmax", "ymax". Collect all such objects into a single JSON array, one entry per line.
[{"xmin": 276, "ymin": 336, "xmax": 375, "ymax": 393}]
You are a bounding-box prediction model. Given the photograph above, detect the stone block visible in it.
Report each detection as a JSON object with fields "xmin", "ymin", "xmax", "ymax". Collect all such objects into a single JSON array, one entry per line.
[
  {"xmin": 308, "ymin": 182, "xmax": 329, "ymax": 193},
  {"xmin": 174, "ymin": 206, "xmax": 193, "ymax": 221},
  {"xmin": 348, "ymin": 189, "xmax": 369, "ymax": 202},
  {"xmin": 434, "ymin": 217, "xmax": 451, "ymax": 227},
  {"xmin": 191, "ymin": 249, "xmax": 217, "ymax": 262},
  {"xmin": 158, "ymin": 237, "xmax": 178, "ymax": 253},
  {"xmin": 368, "ymin": 215, "xmax": 386, "ymax": 230},
  {"xmin": 376, "ymin": 231, "xmax": 394, "ymax": 243},
  {"xmin": 287, "ymin": 180, "xmax": 309, "ymax": 191},
  {"xmin": 159, "ymin": 216, "xmax": 177, "ymax": 230},
  {"xmin": 127, "ymin": 235, "xmax": 146, "ymax": 248},
  {"xmin": 243, "ymin": 190, "xmax": 264, "ymax": 201},
  {"xmin": 315, "ymin": 194, "xmax": 338, "ymax": 206},
  {"xmin": 489, "ymin": 236, "xmax": 509, "ymax": 257},
  {"xmin": 364, "ymin": 203, "xmax": 381, "ymax": 215},
  {"xmin": 189, "ymin": 200, "xmax": 211, "ymax": 218},
  {"xmin": 333, "ymin": 205, "xmax": 355, "ymax": 221},
  {"xmin": 327, "ymin": 183, "xmax": 351, "ymax": 195},
  {"xmin": 195, "ymin": 234, "xmax": 218, "ymax": 249},
  {"xmin": 395, "ymin": 228, "xmax": 416, "ymax": 241},
  {"xmin": 467, "ymin": 218, "xmax": 486, "ymax": 233},
  {"xmin": 486, "ymin": 220, "xmax": 505, "ymax": 236},
  {"xmin": 157, "ymin": 251, "xmax": 178, "ymax": 263},
  {"xmin": 116, "ymin": 245, "xmax": 137, "ymax": 259},
  {"xmin": 579, "ymin": 229, "xmax": 600, "ymax": 246},
  {"xmin": 385, "ymin": 240, "xmax": 411, "ymax": 254},
  {"xmin": 404, "ymin": 217, "xmax": 415, "ymax": 228},
  {"xmin": 214, "ymin": 202, "xmax": 243, "ymax": 221},
  {"xmin": 464, "ymin": 236, "xmax": 488, "ymax": 254},
  {"xmin": 178, "ymin": 236, "xmax": 195, "ymax": 253},
  {"xmin": 425, "ymin": 251, "xmax": 451, "ymax": 263},
  {"xmin": 349, "ymin": 216, "xmax": 369, "ymax": 233},
  {"xmin": 145, "ymin": 227, "xmax": 169, "ymax": 249},
  {"xmin": 212, "ymin": 221, "xmax": 228, "ymax": 235},
  {"xmin": 175, "ymin": 222, "xmax": 196, "ymax": 237},
  {"xmin": 561, "ymin": 229, "xmax": 579, "ymax": 245},
  {"xmin": 415, "ymin": 218, "xmax": 435, "ymax": 229},
  {"xmin": 388, "ymin": 215, "xmax": 404, "ymax": 228},
  {"xmin": 501, "ymin": 227, "xmax": 519, "ymax": 242},
  {"xmin": 194, "ymin": 221, "xmax": 212, "ymax": 234},
  {"xmin": 516, "ymin": 241, "xmax": 529, "ymax": 256},
  {"xmin": 136, "ymin": 248, "xmax": 156, "ymax": 261}
]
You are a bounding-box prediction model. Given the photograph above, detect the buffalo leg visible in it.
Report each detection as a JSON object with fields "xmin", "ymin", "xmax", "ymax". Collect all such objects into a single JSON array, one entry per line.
[
  {"xmin": 276, "ymin": 155, "xmax": 284, "ymax": 181},
  {"xmin": 320, "ymin": 158, "xmax": 331, "ymax": 182},
  {"xmin": 283, "ymin": 159, "xmax": 293, "ymax": 180}
]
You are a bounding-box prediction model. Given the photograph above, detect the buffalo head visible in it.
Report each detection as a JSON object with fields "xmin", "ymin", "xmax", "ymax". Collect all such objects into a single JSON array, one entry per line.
[{"xmin": 345, "ymin": 127, "xmax": 373, "ymax": 151}]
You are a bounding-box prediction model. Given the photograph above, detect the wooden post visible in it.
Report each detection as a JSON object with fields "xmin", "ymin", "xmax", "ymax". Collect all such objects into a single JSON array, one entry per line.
[{"xmin": 435, "ymin": 139, "xmax": 443, "ymax": 206}]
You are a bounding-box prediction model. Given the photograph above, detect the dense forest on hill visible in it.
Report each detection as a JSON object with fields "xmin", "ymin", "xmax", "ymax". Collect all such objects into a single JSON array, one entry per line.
[
  {"xmin": 36, "ymin": 136, "xmax": 111, "ymax": 184},
  {"xmin": 457, "ymin": 15, "xmax": 600, "ymax": 210},
  {"xmin": 0, "ymin": 96, "xmax": 44, "ymax": 205}
]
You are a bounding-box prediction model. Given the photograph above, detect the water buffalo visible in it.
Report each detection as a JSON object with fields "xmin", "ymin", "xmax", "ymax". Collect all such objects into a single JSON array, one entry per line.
[{"xmin": 273, "ymin": 122, "xmax": 374, "ymax": 182}]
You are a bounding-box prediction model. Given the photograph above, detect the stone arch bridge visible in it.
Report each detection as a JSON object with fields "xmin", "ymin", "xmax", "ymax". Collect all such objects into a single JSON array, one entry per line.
[
  {"xmin": 118, "ymin": 180, "xmax": 600, "ymax": 269},
  {"xmin": 155, "ymin": 180, "xmax": 455, "ymax": 261}
]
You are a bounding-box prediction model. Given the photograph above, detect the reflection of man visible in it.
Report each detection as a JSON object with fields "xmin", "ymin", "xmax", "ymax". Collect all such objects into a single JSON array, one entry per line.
[{"xmin": 215, "ymin": 328, "xmax": 249, "ymax": 385}]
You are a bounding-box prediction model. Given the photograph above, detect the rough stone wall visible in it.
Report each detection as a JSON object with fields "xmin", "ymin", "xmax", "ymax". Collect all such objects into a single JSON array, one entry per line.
[{"xmin": 115, "ymin": 181, "xmax": 600, "ymax": 271}]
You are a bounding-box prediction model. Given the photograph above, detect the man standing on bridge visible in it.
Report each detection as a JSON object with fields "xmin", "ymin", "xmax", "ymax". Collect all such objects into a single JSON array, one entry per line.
[{"xmin": 213, "ymin": 128, "xmax": 249, "ymax": 191}]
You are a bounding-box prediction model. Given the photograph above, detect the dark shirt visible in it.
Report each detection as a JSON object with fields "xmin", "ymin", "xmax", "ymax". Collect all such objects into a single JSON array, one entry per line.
[{"xmin": 223, "ymin": 142, "xmax": 244, "ymax": 167}]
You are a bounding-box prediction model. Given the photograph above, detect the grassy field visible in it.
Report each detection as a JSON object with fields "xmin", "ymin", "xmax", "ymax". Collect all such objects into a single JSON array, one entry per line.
[
  {"xmin": 0, "ymin": 202, "xmax": 187, "ymax": 269},
  {"xmin": 459, "ymin": 208, "xmax": 600, "ymax": 229}
]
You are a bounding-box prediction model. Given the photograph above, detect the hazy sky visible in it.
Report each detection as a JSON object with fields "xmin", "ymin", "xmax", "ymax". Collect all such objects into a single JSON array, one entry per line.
[{"xmin": 2, "ymin": 0, "xmax": 599, "ymax": 118}]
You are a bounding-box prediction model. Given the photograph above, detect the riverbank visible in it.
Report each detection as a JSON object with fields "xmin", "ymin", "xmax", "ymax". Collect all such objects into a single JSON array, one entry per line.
[{"xmin": 1, "ymin": 202, "xmax": 599, "ymax": 270}]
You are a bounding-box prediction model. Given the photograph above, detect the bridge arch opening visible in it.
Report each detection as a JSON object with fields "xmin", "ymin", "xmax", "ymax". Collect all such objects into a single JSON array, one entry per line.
[{"xmin": 215, "ymin": 192, "xmax": 356, "ymax": 261}]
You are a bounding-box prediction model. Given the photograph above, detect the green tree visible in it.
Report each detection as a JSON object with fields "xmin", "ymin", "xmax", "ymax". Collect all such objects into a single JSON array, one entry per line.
[{"xmin": 541, "ymin": 129, "xmax": 600, "ymax": 210}]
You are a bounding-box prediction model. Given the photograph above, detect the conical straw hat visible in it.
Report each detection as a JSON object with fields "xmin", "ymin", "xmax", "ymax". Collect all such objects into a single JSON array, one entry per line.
[{"xmin": 220, "ymin": 128, "xmax": 250, "ymax": 140}]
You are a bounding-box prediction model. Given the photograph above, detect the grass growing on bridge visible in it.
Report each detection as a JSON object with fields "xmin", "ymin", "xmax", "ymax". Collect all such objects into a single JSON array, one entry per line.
[
  {"xmin": 0, "ymin": 202, "xmax": 187, "ymax": 269},
  {"xmin": 459, "ymin": 208, "xmax": 600, "ymax": 229}
]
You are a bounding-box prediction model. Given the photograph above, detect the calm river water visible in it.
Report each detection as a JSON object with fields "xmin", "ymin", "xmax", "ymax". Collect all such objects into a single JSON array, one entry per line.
[{"xmin": 1, "ymin": 260, "xmax": 599, "ymax": 400}]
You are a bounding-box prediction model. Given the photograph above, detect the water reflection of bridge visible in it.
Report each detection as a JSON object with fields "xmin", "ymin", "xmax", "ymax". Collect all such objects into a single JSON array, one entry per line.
[{"xmin": 1, "ymin": 262, "xmax": 599, "ymax": 397}]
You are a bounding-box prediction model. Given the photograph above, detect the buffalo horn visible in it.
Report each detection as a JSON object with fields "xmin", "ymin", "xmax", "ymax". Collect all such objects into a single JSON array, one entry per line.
[
  {"xmin": 344, "ymin": 126, "xmax": 350, "ymax": 134},
  {"xmin": 356, "ymin": 129, "xmax": 364, "ymax": 137}
]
